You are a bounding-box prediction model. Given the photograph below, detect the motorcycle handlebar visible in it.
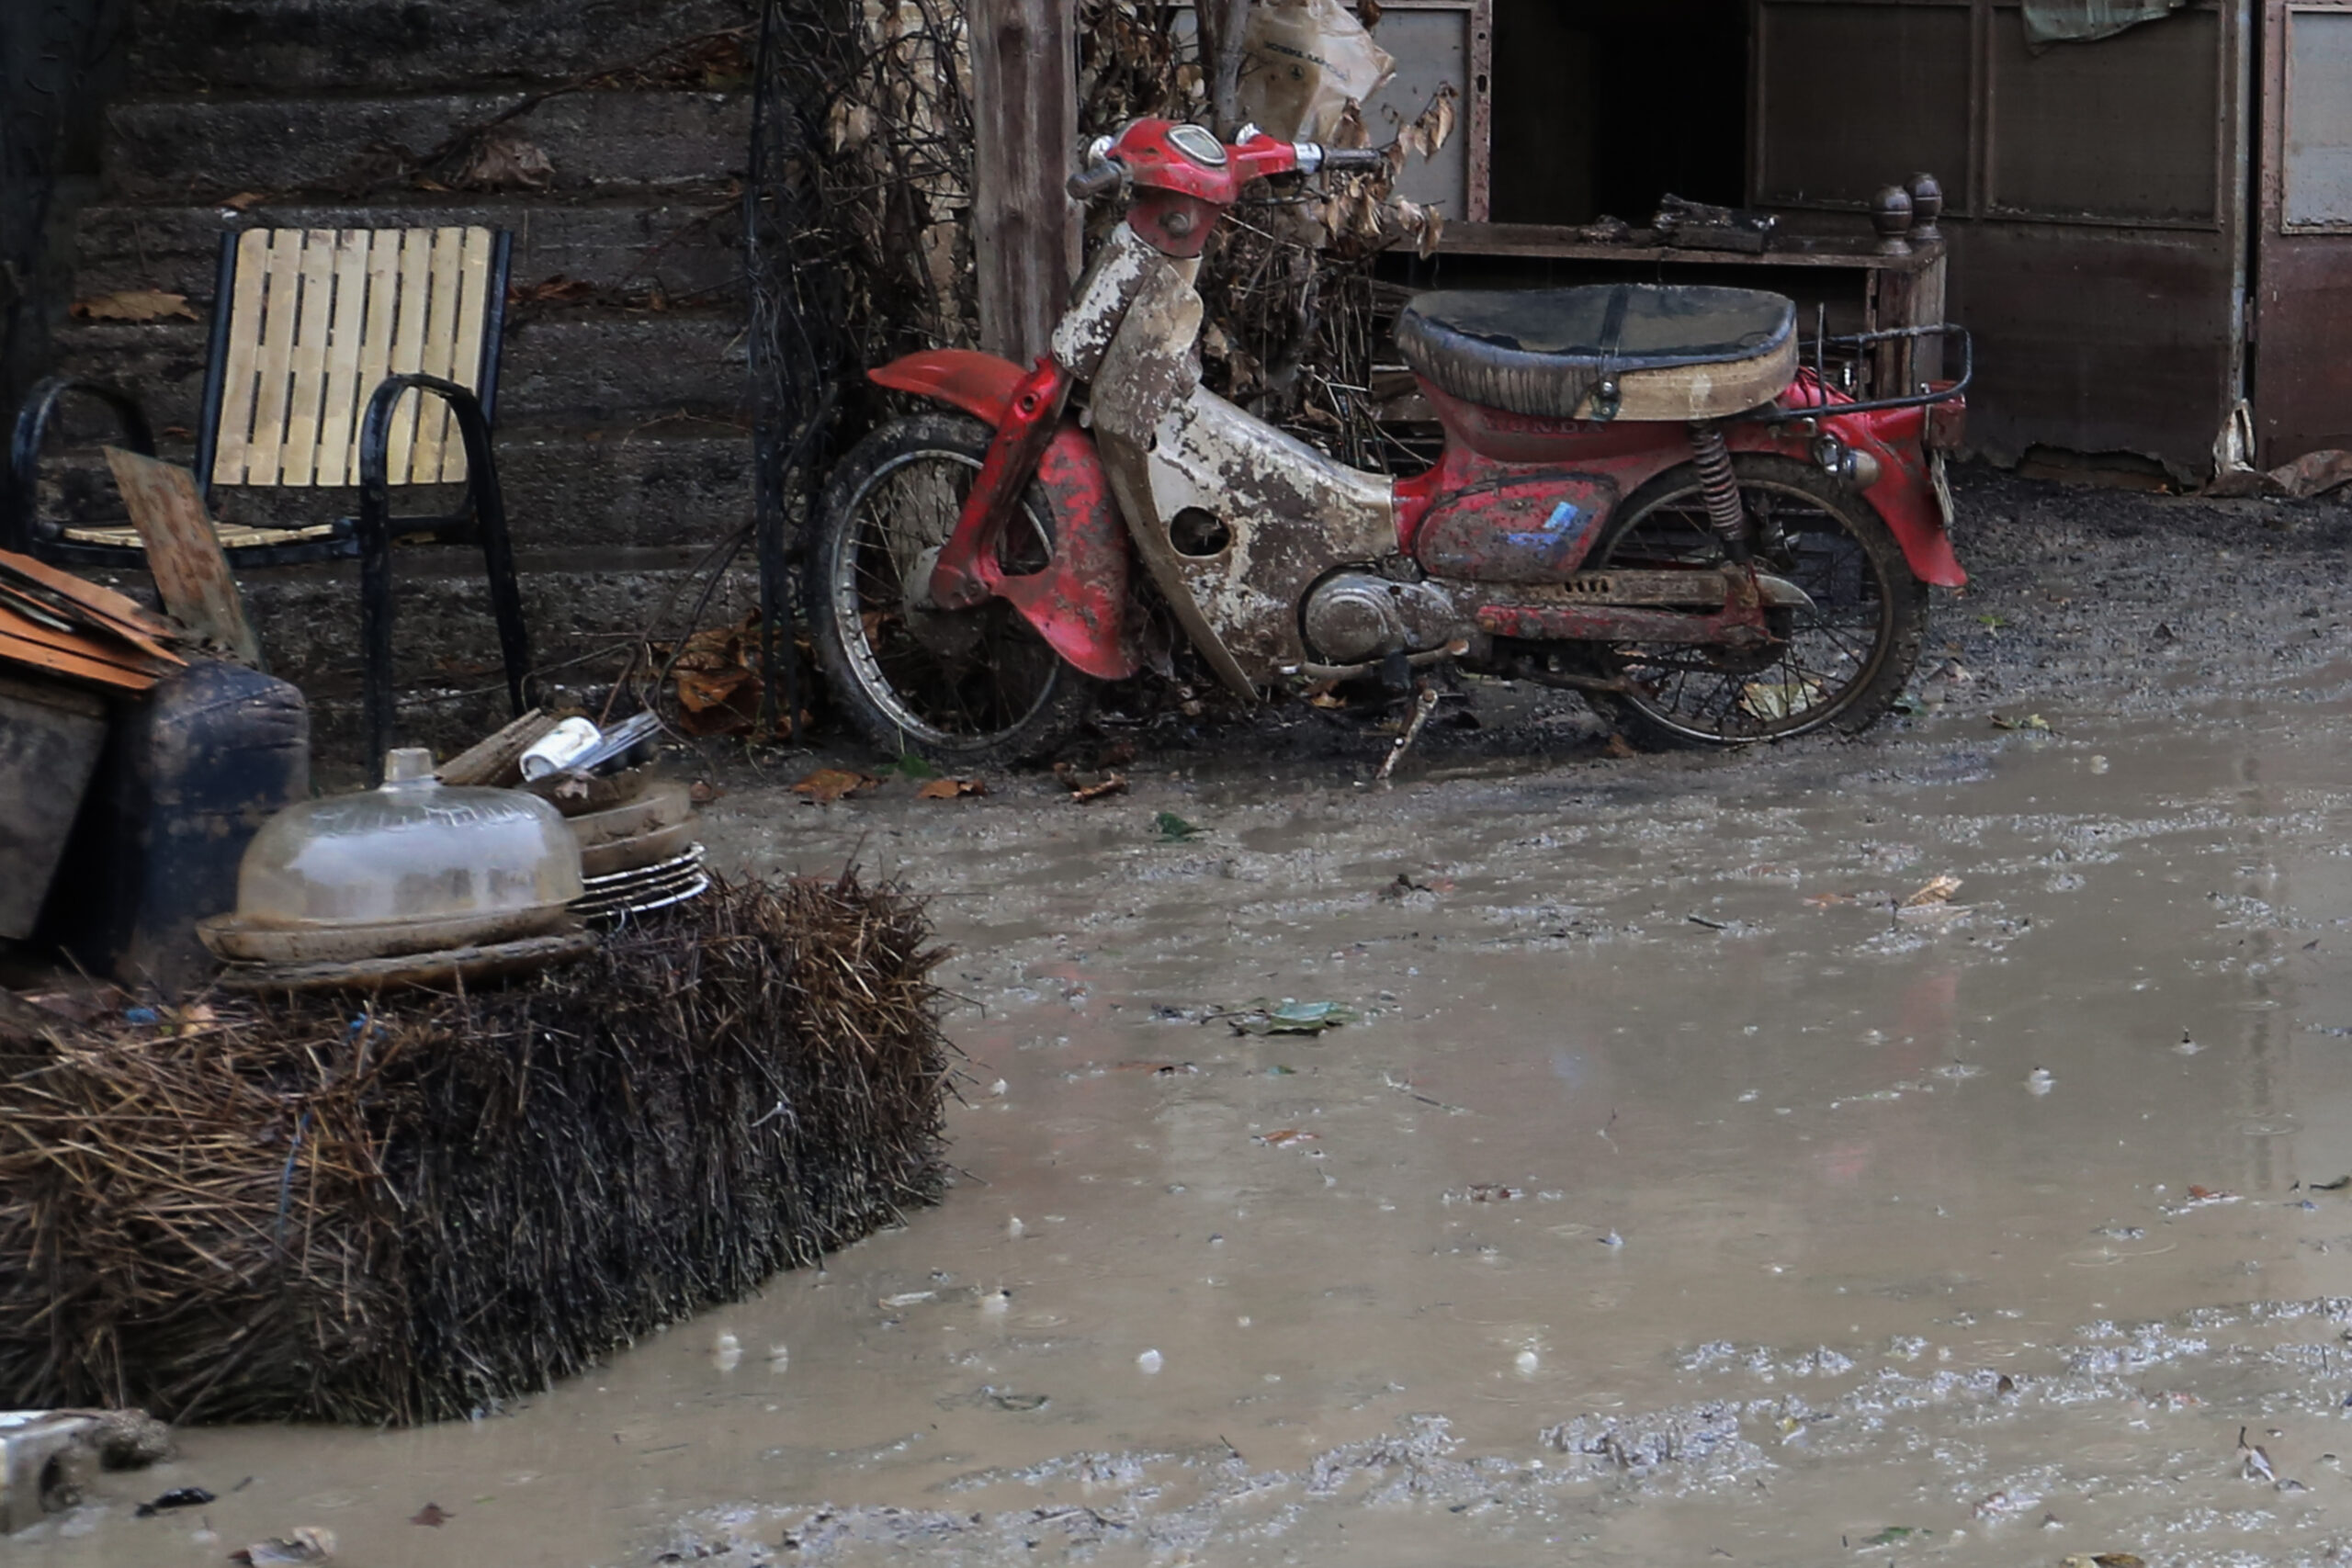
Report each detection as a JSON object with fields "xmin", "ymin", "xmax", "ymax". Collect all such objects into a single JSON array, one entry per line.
[
  {"xmin": 1316, "ymin": 146, "xmax": 1390, "ymax": 175},
  {"xmin": 1067, "ymin": 160, "xmax": 1126, "ymax": 201}
]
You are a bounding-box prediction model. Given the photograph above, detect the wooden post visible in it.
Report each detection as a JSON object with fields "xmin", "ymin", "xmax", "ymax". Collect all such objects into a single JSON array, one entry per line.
[{"xmin": 970, "ymin": 0, "xmax": 1080, "ymax": 363}]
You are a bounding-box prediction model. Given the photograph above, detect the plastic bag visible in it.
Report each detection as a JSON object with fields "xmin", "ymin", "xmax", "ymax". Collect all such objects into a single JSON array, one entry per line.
[{"xmin": 1238, "ymin": 0, "xmax": 1395, "ymax": 143}]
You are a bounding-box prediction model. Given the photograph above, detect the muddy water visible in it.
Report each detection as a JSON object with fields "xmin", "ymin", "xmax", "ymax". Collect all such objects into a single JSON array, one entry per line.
[{"xmin": 29, "ymin": 684, "xmax": 2352, "ymax": 1567}]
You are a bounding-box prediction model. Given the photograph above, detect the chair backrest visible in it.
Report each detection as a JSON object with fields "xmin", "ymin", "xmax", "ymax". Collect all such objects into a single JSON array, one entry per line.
[{"xmin": 198, "ymin": 227, "xmax": 512, "ymax": 493}]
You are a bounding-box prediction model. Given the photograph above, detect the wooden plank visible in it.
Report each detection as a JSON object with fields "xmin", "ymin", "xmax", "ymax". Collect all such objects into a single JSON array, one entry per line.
[
  {"xmin": 409, "ymin": 227, "xmax": 466, "ymax": 485},
  {"xmin": 314, "ymin": 231, "xmax": 371, "ymax": 487},
  {"xmin": 210, "ymin": 229, "xmax": 274, "ymax": 487},
  {"xmin": 385, "ymin": 230, "xmax": 435, "ymax": 486},
  {"xmin": 0, "ymin": 598, "xmax": 175, "ymax": 678},
  {"xmin": 440, "ymin": 226, "xmax": 495, "ymax": 483},
  {"xmin": 277, "ymin": 230, "xmax": 337, "ymax": 486},
  {"xmin": 355, "ymin": 231, "xmax": 402, "ymax": 483},
  {"xmin": 103, "ymin": 447, "xmax": 266, "ymax": 669},
  {"xmin": 969, "ymin": 0, "xmax": 1080, "ymax": 362},
  {"xmin": 436, "ymin": 707, "xmax": 554, "ymax": 787},
  {"xmin": 0, "ymin": 547, "xmax": 179, "ymax": 640},
  {"xmin": 241, "ymin": 230, "xmax": 307, "ymax": 487},
  {"xmin": 0, "ymin": 622, "xmax": 162, "ymax": 691}
]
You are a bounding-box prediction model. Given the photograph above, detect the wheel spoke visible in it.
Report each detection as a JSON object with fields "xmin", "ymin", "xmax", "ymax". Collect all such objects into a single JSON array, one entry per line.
[{"xmin": 1588, "ymin": 470, "xmax": 1908, "ymax": 743}]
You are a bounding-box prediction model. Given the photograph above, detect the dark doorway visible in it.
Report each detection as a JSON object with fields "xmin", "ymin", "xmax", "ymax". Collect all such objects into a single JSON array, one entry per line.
[{"xmin": 1487, "ymin": 0, "xmax": 1749, "ymax": 227}]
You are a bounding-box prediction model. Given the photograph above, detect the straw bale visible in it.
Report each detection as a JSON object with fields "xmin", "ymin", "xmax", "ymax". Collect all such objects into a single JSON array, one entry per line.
[{"xmin": 0, "ymin": 872, "xmax": 949, "ymax": 1426}]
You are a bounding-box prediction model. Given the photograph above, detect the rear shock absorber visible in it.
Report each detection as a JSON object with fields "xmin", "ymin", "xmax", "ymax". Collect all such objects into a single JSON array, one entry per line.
[{"xmin": 1688, "ymin": 421, "xmax": 1751, "ymax": 567}]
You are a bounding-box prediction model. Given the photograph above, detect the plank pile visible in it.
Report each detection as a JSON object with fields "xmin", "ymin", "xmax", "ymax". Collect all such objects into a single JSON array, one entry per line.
[{"xmin": 0, "ymin": 549, "xmax": 183, "ymax": 691}]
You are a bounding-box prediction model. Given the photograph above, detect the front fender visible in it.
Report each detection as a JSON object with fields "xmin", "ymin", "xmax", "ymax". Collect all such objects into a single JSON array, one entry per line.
[
  {"xmin": 870, "ymin": 349, "xmax": 1028, "ymax": 424},
  {"xmin": 869, "ymin": 352, "xmax": 1139, "ymax": 681}
]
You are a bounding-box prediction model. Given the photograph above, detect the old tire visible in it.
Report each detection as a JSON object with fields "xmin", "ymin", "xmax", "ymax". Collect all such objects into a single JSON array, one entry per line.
[
  {"xmin": 808, "ymin": 412, "xmax": 1099, "ymax": 770},
  {"xmin": 1578, "ymin": 454, "xmax": 1929, "ymax": 750}
]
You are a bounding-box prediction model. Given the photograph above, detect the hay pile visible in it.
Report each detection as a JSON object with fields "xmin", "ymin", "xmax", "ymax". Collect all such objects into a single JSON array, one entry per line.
[{"xmin": 0, "ymin": 874, "xmax": 950, "ymax": 1426}]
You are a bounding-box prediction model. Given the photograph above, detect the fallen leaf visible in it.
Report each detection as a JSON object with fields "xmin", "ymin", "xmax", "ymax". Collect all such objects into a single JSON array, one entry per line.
[
  {"xmin": 71, "ymin": 289, "xmax": 198, "ymax": 322},
  {"xmin": 220, "ymin": 190, "xmax": 271, "ymax": 211},
  {"xmin": 453, "ymin": 130, "xmax": 553, "ymax": 189},
  {"xmin": 916, "ymin": 777, "xmax": 985, "ymax": 800},
  {"xmin": 1605, "ymin": 734, "xmax": 1638, "ymax": 759},
  {"xmin": 230, "ymin": 1527, "xmax": 335, "ymax": 1565},
  {"xmin": 1902, "ymin": 874, "xmax": 1963, "ymax": 908},
  {"xmin": 409, "ymin": 1504, "xmax": 449, "ymax": 1527},
  {"xmin": 1860, "ymin": 1526, "xmax": 1925, "ymax": 1548},
  {"xmin": 507, "ymin": 274, "xmax": 598, "ymax": 305},
  {"xmin": 136, "ymin": 1486, "xmax": 215, "ymax": 1516},
  {"xmin": 1230, "ymin": 1000, "xmax": 1354, "ymax": 1035},
  {"xmin": 1154, "ymin": 810, "xmax": 1204, "ymax": 841},
  {"xmin": 1052, "ymin": 762, "xmax": 1129, "ymax": 803},
  {"xmin": 1804, "ymin": 892, "xmax": 1850, "ymax": 907},
  {"xmin": 687, "ymin": 779, "xmax": 721, "ymax": 805},
  {"xmin": 1255, "ymin": 1128, "xmax": 1318, "ymax": 1149},
  {"xmin": 793, "ymin": 768, "xmax": 877, "ymax": 805},
  {"xmin": 1992, "ymin": 713, "xmax": 2052, "ymax": 732}
]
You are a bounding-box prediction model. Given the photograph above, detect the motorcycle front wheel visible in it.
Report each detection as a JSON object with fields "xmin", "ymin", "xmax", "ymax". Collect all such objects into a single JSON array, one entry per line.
[
  {"xmin": 808, "ymin": 412, "xmax": 1099, "ymax": 770},
  {"xmin": 1577, "ymin": 454, "xmax": 1929, "ymax": 750}
]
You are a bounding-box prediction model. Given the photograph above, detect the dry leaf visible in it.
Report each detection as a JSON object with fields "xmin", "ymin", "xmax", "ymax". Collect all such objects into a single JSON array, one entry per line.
[
  {"xmin": 453, "ymin": 130, "xmax": 553, "ymax": 189},
  {"xmin": 220, "ymin": 190, "xmax": 271, "ymax": 211},
  {"xmin": 508, "ymin": 274, "xmax": 597, "ymax": 305},
  {"xmin": 71, "ymin": 289, "xmax": 198, "ymax": 323},
  {"xmin": 916, "ymin": 777, "xmax": 985, "ymax": 799},
  {"xmin": 1605, "ymin": 735, "xmax": 1638, "ymax": 759},
  {"xmin": 794, "ymin": 768, "xmax": 878, "ymax": 805},
  {"xmin": 230, "ymin": 1527, "xmax": 335, "ymax": 1565},
  {"xmin": 1902, "ymin": 874, "xmax": 1963, "ymax": 908},
  {"xmin": 1255, "ymin": 1129, "xmax": 1317, "ymax": 1149}
]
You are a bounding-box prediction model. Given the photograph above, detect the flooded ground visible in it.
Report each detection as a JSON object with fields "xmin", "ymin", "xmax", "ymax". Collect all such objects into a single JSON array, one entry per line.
[{"xmin": 22, "ymin": 474, "xmax": 2352, "ymax": 1567}]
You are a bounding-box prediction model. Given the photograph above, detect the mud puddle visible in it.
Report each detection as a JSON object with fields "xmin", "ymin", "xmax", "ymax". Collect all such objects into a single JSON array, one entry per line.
[{"xmin": 28, "ymin": 687, "xmax": 2352, "ymax": 1567}]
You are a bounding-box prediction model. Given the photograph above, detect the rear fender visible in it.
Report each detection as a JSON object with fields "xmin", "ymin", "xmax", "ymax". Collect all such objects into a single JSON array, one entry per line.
[
  {"xmin": 868, "ymin": 352, "xmax": 1139, "ymax": 680},
  {"xmin": 1732, "ymin": 404, "xmax": 1965, "ymax": 589},
  {"xmin": 1838, "ymin": 405, "xmax": 1965, "ymax": 589}
]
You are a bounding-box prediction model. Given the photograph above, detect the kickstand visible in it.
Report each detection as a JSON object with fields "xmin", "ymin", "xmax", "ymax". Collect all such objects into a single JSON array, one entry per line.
[{"xmin": 1375, "ymin": 682, "xmax": 1442, "ymax": 786}]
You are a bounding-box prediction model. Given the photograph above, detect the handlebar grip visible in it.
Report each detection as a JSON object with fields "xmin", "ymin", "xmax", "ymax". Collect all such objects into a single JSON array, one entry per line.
[
  {"xmin": 1067, "ymin": 161, "xmax": 1125, "ymax": 200},
  {"xmin": 1319, "ymin": 146, "xmax": 1389, "ymax": 175}
]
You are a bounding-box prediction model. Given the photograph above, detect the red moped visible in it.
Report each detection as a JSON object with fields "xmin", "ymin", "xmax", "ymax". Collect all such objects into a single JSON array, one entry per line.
[{"xmin": 809, "ymin": 117, "xmax": 1971, "ymax": 765}]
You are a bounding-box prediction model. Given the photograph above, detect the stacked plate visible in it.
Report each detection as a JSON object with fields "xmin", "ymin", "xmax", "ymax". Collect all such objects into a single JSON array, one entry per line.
[
  {"xmin": 574, "ymin": 842, "xmax": 709, "ymax": 924},
  {"xmin": 551, "ymin": 776, "xmax": 710, "ymax": 924}
]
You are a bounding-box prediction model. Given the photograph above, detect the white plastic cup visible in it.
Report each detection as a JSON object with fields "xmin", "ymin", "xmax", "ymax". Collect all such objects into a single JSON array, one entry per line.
[{"xmin": 519, "ymin": 716, "xmax": 603, "ymax": 780}]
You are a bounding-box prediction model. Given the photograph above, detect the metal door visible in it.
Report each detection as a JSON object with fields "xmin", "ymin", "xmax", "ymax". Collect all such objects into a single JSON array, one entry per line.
[
  {"xmin": 1752, "ymin": 0, "xmax": 2254, "ymax": 478},
  {"xmin": 2254, "ymin": 1, "xmax": 2352, "ymax": 463}
]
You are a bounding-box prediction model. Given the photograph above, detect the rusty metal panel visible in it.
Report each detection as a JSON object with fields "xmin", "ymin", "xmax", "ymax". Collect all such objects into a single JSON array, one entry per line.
[
  {"xmin": 2254, "ymin": 2, "xmax": 2352, "ymax": 462},
  {"xmin": 1945, "ymin": 221, "xmax": 2244, "ymax": 463},
  {"xmin": 1987, "ymin": 5, "xmax": 2222, "ymax": 221},
  {"xmin": 1755, "ymin": 2, "xmax": 1973, "ymax": 209}
]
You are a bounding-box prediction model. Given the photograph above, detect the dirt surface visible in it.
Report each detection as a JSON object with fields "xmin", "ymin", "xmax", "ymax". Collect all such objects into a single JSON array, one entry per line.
[{"xmin": 21, "ymin": 466, "xmax": 2352, "ymax": 1568}]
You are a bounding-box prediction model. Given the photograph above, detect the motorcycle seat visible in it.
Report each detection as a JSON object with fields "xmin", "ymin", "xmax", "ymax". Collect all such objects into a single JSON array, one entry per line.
[{"xmin": 1396, "ymin": 284, "xmax": 1797, "ymax": 423}]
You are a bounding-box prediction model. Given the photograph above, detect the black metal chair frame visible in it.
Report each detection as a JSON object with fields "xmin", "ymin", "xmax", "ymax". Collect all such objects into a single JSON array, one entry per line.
[{"xmin": 6, "ymin": 228, "xmax": 531, "ymax": 778}]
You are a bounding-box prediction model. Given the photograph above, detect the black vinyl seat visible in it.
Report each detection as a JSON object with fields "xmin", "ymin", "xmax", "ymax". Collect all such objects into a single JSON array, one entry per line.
[{"xmin": 1396, "ymin": 284, "xmax": 1798, "ymax": 423}]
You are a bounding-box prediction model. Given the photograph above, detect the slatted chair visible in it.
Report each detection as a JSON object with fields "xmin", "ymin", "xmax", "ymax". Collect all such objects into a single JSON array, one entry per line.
[{"xmin": 6, "ymin": 225, "xmax": 532, "ymax": 777}]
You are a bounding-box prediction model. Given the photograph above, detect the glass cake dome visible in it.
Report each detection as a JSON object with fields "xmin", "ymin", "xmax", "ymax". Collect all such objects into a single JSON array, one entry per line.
[{"xmin": 233, "ymin": 748, "xmax": 584, "ymax": 929}]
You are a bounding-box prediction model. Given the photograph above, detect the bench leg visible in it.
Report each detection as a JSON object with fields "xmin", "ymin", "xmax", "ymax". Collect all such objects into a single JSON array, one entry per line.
[{"xmin": 358, "ymin": 493, "xmax": 396, "ymax": 785}]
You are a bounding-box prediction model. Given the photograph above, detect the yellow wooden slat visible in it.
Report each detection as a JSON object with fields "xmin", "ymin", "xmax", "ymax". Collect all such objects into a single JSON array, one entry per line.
[
  {"xmin": 439, "ymin": 227, "xmax": 495, "ymax": 483},
  {"xmin": 240, "ymin": 231, "xmax": 307, "ymax": 487},
  {"xmin": 409, "ymin": 228, "xmax": 467, "ymax": 485},
  {"xmin": 354, "ymin": 231, "xmax": 402, "ymax": 484},
  {"xmin": 311, "ymin": 231, "xmax": 371, "ymax": 487},
  {"xmin": 276, "ymin": 231, "xmax": 337, "ymax": 486},
  {"xmin": 209, "ymin": 230, "xmax": 274, "ymax": 487},
  {"xmin": 383, "ymin": 231, "xmax": 435, "ymax": 487}
]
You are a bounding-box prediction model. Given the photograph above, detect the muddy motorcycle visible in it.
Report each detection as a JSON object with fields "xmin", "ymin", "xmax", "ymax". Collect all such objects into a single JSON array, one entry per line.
[{"xmin": 808, "ymin": 118, "xmax": 1973, "ymax": 767}]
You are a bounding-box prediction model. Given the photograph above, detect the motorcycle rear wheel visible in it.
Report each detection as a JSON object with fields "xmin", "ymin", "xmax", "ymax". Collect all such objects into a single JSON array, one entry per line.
[
  {"xmin": 808, "ymin": 412, "xmax": 1099, "ymax": 770},
  {"xmin": 1577, "ymin": 454, "xmax": 1929, "ymax": 749}
]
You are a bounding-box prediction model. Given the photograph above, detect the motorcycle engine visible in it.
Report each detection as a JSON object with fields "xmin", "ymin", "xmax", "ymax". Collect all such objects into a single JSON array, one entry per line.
[{"xmin": 1301, "ymin": 572, "xmax": 1465, "ymax": 665}]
